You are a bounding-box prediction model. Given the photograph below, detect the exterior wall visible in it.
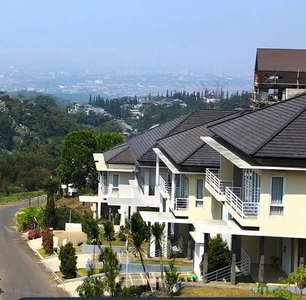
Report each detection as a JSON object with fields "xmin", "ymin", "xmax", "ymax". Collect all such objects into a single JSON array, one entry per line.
[
  {"xmin": 259, "ymin": 170, "xmax": 306, "ymax": 236},
  {"xmin": 108, "ymin": 171, "xmax": 134, "ymax": 198},
  {"xmin": 241, "ymin": 236, "xmax": 280, "ymax": 264},
  {"xmin": 220, "ymin": 156, "xmax": 234, "ymax": 181}
]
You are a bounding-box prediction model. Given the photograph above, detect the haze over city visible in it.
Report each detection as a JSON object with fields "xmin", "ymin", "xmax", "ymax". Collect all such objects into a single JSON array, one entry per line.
[{"xmin": 1, "ymin": 0, "xmax": 306, "ymax": 73}]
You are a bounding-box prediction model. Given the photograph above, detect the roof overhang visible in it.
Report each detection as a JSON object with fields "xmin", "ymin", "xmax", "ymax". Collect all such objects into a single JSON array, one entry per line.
[
  {"xmin": 201, "ymin": 136, "xmax": 306, "ymax": 171},
  {"xmin": 93, "ymin": 153, "xmax": 135, "ymax": 172},
  {"xmin": 153, "ymin": 148, "xmax": 180, "ymax": 174},
  {"xmin": 140, "ymin": 211, "xmax": 193, "ymax": 224}
]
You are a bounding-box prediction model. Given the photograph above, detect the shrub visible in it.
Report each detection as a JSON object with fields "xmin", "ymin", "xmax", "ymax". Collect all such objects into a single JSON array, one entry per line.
[
  {"xmin": 42, "ymin": 227, "xmax": 53, "ymax": 255},
  {"xmin": 28, "ymin": 229, "xmax": 41, "ymax": 240},
  {"xmin": 16, "ymin": 206, "xmax": 44, "ymax": 232},
  {"xmin": 117, "ymin": 225, "xmax": 126, "ymax": 241},
  {"xmin": 114, "ymin": 213, "xmax": 120, "ymax": 225},
  {"xmin": 199, "ymin": 234, "xmax": 231, "ymax": 275},
  {"xmin": 58, "ymin": 242, "xmax": 77, "ymax": 279},
  {"xmin": 118, "ymin": 285, "xmax": 150, "ymax": 297}
]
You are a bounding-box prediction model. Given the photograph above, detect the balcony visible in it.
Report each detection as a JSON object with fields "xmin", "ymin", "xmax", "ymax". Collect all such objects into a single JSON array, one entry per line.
[
  {"xmin": 205, "ymin": 169, "xmax": 233, "ymax": 201},
  {"xmin": 225, "ymin": 187, "xmax": 260, "ymax": 224},
  {"xmin": 158, "ymin": 175, "xmax": 172, "ymax": 198}
]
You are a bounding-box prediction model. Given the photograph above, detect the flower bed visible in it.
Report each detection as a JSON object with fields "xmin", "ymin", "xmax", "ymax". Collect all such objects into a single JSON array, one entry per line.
[{"xmin": 25, "ymin": 228, "xmax": 42, "ymax": 240}]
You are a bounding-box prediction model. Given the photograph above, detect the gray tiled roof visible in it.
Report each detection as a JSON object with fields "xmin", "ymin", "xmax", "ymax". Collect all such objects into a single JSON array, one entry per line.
[
  {"xmin": 208, "ymin": 94, "xmax": 306, "ymax": 158},
  {"xmin": 181, "ymin": 144, "xmax": 220, "ymax": 167},
  {"xmin": 103, "ymin": 143, "xmax": 129, "ymax": 162},
  {"xmin": 167, "ymin": 110, "xmax": 238, "ymax": 136},
  {"xmin": 128, "ymin": 115, "xmax": 187, "ymax": 161},
  {"xmin": 156, "ymin": 110, "xmax": 244, "ymax": 167}
]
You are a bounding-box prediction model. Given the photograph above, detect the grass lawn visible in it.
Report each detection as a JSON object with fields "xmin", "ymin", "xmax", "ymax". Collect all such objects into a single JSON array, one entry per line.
[
  {"xmin": 176, "ymin": 286, "xmax": 306, "ymax": 299},
  {"xmin": 77, "ymin": 268, "xmax": 100, "ymax": 277},
  {"xmin": 0, "ymin": 190, "xmax": 45, "ymax": 205},
  {"xmin": 177, "ymin": 286, "xmax": 258, "ymax": 297},
  {"xmin": 37, "ymin": 248, "xmax": 55, "ymax": 258},
  {"xmin": 133, "ymin": 259, "xmax": 192, "ymax": 267},
  {"xmin": 101, "ymin": 239, "xmax": 148, "ymax": 248}
]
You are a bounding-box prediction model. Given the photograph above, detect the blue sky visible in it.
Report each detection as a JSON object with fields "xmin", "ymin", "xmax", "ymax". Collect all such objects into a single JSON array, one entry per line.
[{"xmin": 0, "ymin": 0, "xmax": 306, "ymax": 73}]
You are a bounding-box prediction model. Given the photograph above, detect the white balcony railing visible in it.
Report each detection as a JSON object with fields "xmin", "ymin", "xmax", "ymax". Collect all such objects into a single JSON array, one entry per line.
[
  {"xmin": 206, "ymin": 169, "xmax": 233, "ymax": 194},
  {"xmin": 174, "ymin": 198, "xmax": 188, "ymax": 210},
  {"xmin": 225, "ymin": 187, "xmax": 260, "ymax": 219},
  {"xmin": 158, "ymin": 175, "xmax": 171, "ymax": 195}
]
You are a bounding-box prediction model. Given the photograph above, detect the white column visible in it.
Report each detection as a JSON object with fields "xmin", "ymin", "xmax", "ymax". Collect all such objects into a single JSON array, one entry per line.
[
  {"xmin": 118, "ymin": 205, "xmax": 126, "ymax": 226},
  {"xmin": 159, "ymin": 195, "xmax": 163, "ymax": 212},
  {"xmin": 98, "ymin": 172, "xmax": 102, "ymax": 197},
  {"xmin": 144, "ymin": 169, "xmax": 149, "ymax": 195},
  {"xmin": 150, "ymin": 235, "xmax": 156, "ymax": 257},
  {"xmin": 163, "ymin": 222, "xmax": 169, "ymax": 258},
  {"xmin": 171, "ymin": 172, "xmax": 175, "ymax": 210},
  {"xmin": 97, "ymin": 201, "xmax": 101, "ymax": 219},
  {"xmin": 156, "ymin": 156, "xmax": 159, "ymax": 185},
  {"xmin": 194, "ymin": 242, "xmax": 204, "ymax": 278}
]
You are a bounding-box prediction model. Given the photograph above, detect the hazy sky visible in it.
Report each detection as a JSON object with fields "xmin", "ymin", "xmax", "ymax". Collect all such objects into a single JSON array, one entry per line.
[{"xmin": 1, "ymin": 0, "xmax": 306, "ymax": 73}]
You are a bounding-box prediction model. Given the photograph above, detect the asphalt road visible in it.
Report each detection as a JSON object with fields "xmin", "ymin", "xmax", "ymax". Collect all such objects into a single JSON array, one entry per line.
[{"xmin": 0, "ymin": 201, "xmax": 70, "ymax": 300}]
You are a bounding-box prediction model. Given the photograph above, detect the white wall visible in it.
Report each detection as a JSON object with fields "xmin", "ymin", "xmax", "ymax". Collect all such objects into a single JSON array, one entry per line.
[
  {"xmin": 65, "ymin": 223, "xmax": 82, "ymax": 232},
  {"xmin": 108, "ymin": 171, "xmax": 134, "ymax": 197},
  {"xmin": 282, "ymin": 238, "xmax": 292, "ymax": 275},
  {"xmin": 194, "ymin": 242, "xmax": 204, "ymax": 278},
  {"xmin": 221, "ymin": 206, "xmax": 232, "ymax": 249}
]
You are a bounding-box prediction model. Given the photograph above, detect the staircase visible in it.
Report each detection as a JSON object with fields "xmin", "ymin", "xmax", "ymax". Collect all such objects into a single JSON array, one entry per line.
[{"xmin": 206, "ymin": 248, "xmax": 251, "ymax": 283}]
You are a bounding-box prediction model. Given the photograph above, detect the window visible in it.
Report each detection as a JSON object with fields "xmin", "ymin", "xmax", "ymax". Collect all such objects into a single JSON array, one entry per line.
[
  {"xmin": 112, "ymin": 174, "xmax": 119, "ymax": 193},
  {"xmin": 270, "ymin": 177, "xmax": 285, "ymax": 215},
  {"xmin": 196, "ymin": 179, "xmax": 204, "ymax": 208}
]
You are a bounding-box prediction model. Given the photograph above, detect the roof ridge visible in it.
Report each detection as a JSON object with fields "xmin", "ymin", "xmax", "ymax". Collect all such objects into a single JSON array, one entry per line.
[
  {"xmin": 179, "ymin": 143, "xmax": 205, "ymax": 165},
  {"xmin": 251, "ymin": 104, "xmax": 306, "ymax": 156},
  {"xmin": 158, "ymin": 110, "xmax": 240, "ymax": 142},
  {"xmin": 163, "ymin": 110, "xmax": 196, "ymax": 138},
  {"xmin": 208, "ymin": 95, "xmax": 306, "ymax": 130}
]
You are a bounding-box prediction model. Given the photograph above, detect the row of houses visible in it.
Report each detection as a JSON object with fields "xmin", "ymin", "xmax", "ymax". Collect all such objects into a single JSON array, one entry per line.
[{"xmin": 79, "ymin": 48, "xmax": 306, "ymax": 284}]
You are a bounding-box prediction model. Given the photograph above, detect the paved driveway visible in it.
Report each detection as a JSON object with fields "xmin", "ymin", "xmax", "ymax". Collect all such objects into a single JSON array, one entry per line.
[{"xmin": 0, "ymin": 201, "xmax": 69, "ymax": 300}]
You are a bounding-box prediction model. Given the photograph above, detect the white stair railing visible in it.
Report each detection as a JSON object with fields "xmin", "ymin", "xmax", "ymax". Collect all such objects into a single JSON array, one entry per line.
[{"xmin": 206, "ymin": 248, "xmax": 251, "ymax": 283}]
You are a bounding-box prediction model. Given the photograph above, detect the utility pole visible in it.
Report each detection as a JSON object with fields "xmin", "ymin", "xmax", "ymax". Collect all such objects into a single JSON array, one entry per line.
[{"xmin": 68, "ymin": 210, "xmax": 72, "ymax": 242}]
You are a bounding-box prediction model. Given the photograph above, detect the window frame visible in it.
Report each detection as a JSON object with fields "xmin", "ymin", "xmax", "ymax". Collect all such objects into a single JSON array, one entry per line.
[
  {"xmin": 112, "ymin": 174, "xmax": 120, "ymax": 193},
  {"xmin": 269, "ymin": 176, "xmax": 286, "ymax": 216},
  {"xmin": 195, "ymin": 179, "xmax": 204, "ymax": 208}
]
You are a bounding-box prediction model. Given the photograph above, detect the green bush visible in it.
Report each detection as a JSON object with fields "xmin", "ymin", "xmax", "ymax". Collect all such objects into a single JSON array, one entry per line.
[
  {"xmin": 114, "ymin": 213, "xmax": 120, "ymax": 225},
  {"xmin": 58, "ymin": 242, "xmax": 77, "ymax": 279},
  {"xmin": 56, "ymin": 206, "xmax": 83, "ymax": 230},
  {"xmin": 118, "ymin": 285, "xmax": 150, "ymax": 297},
  {"xmin": 199, "ymin": 234, "xmax": 231, "ymax": 274},
  {"xmin": 117, "ymin": 225, "xmax": 126, "ymax": 241},
  {"xmin": 16, "ymin": 206, "xmax": 44, "ymax": 232}
]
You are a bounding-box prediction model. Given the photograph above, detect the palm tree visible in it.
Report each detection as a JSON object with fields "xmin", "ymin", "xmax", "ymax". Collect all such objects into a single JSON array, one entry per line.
[
  {"xmin": 102, "ymin": 220, "xmax": 115, "ymax": 247},
  {"xmin": 150, "ymin": 222, "xmax": 166, "ymax": 289},
  {"xmin": 125, "ymin": 212, "xmax": 150, "ymax": 288},
  {"xmin": 82, "ymin": 218, "xmax": 102, "ymax": 267}
]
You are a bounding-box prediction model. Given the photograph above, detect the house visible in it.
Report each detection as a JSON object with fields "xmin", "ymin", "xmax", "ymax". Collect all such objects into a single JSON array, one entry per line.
[
  {"xmin": 202, "ymin": 93, "xmax": 306, "ymax": 282},
  {"xmin": 79, "ymin": 109, "xmax": 244, "ymax": 274},
  {"xmin": 251, "ymin": 48, "xmax": 306, "ymax": 109}
]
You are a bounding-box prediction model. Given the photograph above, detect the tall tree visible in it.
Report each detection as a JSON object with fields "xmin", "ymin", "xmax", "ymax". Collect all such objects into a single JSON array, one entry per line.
[
  {"xmin": 56, "ymin": 130, "xmax": 97, "ymax": 191},
  {"xmin": 96, "ymin": 132, "xmax": 124, "ymax": 153},
  {"xmin": 43, "ymin": 177, "xmax": 60, "ymax": 228},
  {"xmin": 102, "ymin": 220, "xmax": 115, "ymax": 247}
]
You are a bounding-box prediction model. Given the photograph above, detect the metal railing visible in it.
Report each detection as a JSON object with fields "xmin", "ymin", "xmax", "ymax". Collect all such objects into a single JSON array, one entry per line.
[
  {"xmin": 174, "ymin": 198, "xmax": 188, "ymax": 210},
  {"xmin": 206, "ymin": 169, "xmax": 233, "ymax": 194},
  {"xmin": 158, "ymin": 175, "xmax": 171, "ymax": 195},
  {"xmin": 225, "ymin": 187, "xmax": 260, "ymax": 218},
  {"xmin": 206, "ymin": 248, "xmax": 251, "ymax": 283}
]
